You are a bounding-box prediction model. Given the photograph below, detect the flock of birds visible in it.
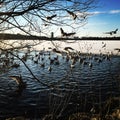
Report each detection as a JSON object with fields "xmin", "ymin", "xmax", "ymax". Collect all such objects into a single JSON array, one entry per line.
[
  {"xmin": 46, "ymin": 10, "xmax": 77, "ymax": 21},
  {"xmin": 0, "ymin": 46, "xmax": 112, "ymax": 93},
  {"xmin": 1, "ymin": 45, "xmax": 120, "ymax": 119},
  {"xmin": 59, "ymin": 28, "xmax": 119, "ymax": 37},
  {"xmin": 45, "ymin": 8, "xmax": 118, "ymax": 37}
]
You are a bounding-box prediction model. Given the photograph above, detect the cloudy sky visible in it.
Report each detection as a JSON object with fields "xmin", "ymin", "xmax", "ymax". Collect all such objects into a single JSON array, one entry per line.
[
  {"xmin": 78, "ymin": 0, "xmax": 120, "ymax": 37},
  {"xmin": 2, "ymin": 0, "xmax": 120, "ymax": 38}
]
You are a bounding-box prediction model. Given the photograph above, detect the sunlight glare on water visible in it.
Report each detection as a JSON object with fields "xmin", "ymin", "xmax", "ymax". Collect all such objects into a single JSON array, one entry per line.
[{"xmin": 33, "ymin": 40, "xmax": 120, "ymax": 55}]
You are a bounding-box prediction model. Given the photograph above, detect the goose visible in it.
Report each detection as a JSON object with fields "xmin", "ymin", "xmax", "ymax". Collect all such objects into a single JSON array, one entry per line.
[
  {"xmin": 70, "ymin": 63, "xmax": 75, "ymax": 69},
  {"xmin": 46, "ymin": 14, "xmax": 57, "ymax": 20},
  {"xmin": 60, "ymin": 28, "xmax": 76, "ymax": 37},
  {"xmin": 9, "ymin": 75, "xmax": 26, "ymax": 88},
  {"xmin": 112, "ymin": 28, "xmax": 118, "ymax": 34},
  {"xmin": 89, "ymin": 62, "xmax": 93, "ymax": 68},
  {"xmin": 40, "ymin": 63, "xmax": 45, "ymax": 68},
  {"xmin": 102, "ymin": 43, "xmax": 106, "ymax": 48},
  {"xmin": 48, "ymin": 66, "xmax": 52, "ymax": 72},
  {"xmin": 114, "ymin": 48, "xmax": 120, "ymax": 52},
  {"xmin": 104, "ymin": 28, "xmax": 118, "ymax": 35},
  {"xmin": 66, "ymin": 10, "xmax": 77, "ymax": 20}
]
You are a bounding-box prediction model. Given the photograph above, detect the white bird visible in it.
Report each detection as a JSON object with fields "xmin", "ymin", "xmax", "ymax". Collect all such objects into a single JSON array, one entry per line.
[
  {"xmin": 48, "ymin": 66, "xmax": 52, "ymax": 72},
  {"xmin": 89, "ymin": 62, "xmax": 93, "ymax": 68},
  {"xmin": 70, "ymin": 64, "xmax": 75, "ymax": 69}
]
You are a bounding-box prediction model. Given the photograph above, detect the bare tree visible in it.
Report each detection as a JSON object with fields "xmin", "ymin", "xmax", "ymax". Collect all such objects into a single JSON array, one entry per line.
[
  {"xmin": 0, "ymin": 0, "xmax": 98, "ymax": 88},
  {"xmin": 1, "ymin": 1, "xmax": 119, "ymax": 119},
  {"xmin": 0, "ymin": 0, "xmax": 97, "ymax": 36}
]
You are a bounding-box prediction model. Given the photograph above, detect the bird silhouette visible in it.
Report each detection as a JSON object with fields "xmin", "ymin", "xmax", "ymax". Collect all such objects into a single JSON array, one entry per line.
[
  {"xmin": 104, "ymin": 28, "xmax": 118, "ymax": 35},
  {"xmin": 102, "ymin": 43, "xmax": 106, "ymax": 48},
  {"xmin": 46, "ymin": 14, "xmax": 57, "ymax": 20},
  {"xmin": 66, "ymin": 10, "xmax": 77, "ymax": 20},
  {"xmin": 114, "ymin": 48, "xmax": 120, "ymax": 52},
  {"xmin": 113, "ymin": 28, "xmax": 118, "ymax": 34},
  {"xmin": 64, "ymin": 47, "xmax": 74, "ymax": 51},
  {"xmin": 60, "ymin": 28, "xmax": 76, "ymax": 37}
]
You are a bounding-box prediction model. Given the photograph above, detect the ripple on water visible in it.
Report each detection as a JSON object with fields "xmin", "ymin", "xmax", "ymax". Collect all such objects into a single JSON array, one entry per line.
[{"xmin": 0, "ymin": 53, "xmax": 120, "ymax": 118}]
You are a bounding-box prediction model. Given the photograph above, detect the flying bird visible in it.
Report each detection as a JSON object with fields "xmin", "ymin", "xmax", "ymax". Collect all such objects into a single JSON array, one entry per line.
[
  {"xmin": 114, "ymin": 48, "xmax": 120, "ymax": 52},
  {"xmin": 66, "ymin": 10, "xmax": 77, "ymax": 20},
  {"xmin": 112, "ymin": 28, "xmax": 118, "ymax": 34},
  {"xmin": 46, "ymin": 14, "xmax": 57, "ymax": 20},
  {"xmin": 60, "ymin": 28, "xmax": 76, "ymax": 37},
  {"xmin": 104, "ymin": 28, "xmax": 118, "ymax": 35}
]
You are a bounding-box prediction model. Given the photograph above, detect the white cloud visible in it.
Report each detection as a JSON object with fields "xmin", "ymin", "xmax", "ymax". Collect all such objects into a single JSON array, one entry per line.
[
  {"xmin": 91, "ymin": 11, "xmax": 105, "ymax": 15},
  {"xmin": 89, "ymin": 9, "xmax": 120, "ymax": 16},
  {"xmin": 109, "ymin": 10, "xmax": 120, "ymax": 14}
]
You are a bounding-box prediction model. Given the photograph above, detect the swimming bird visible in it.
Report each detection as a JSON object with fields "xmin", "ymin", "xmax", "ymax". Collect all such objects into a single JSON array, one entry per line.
[
  {"xmin": 9, "ymin": 75, "xmax": 26, "ymax": 88},
  {"xmin": 89, "ymin": 62, "xmax": 93, "ymax": 68},
  {"xmin": 40, "ymin": 63, "xmax": 45, "ymax": 68},
  {"xmin": 48, "ymin": 66, "xmax": 52, "ymax": 72},
  {"xmin": 64, "ymin": 47, "xmax": 74, "ymax": 51},
  {"xmin": 102, "ymin": 43, "xmax": 106, "ymax": 48},
  {"xmin": 70, "ymin": 63, "xmax": 75, "ymax": 69}
]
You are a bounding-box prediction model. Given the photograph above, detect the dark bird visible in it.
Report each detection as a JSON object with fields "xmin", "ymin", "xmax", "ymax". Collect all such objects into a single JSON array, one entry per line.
[
  {"xmin": 46, "ymin": 14, "xmax": 57, "ymax": 20},
  {"xmin": 112, "ymin": 28, "xmax": 118, "ymax": 34},
  {"xmin": 52, "ymin": 48, "xmax": 61, "ymax": 54},
  {"xmin": 64, "ymin": 47, "xmax": 74, "ymax": 51},
  {"xmin": 104, "ymin": 28, "xmax": 118, "ymax": 35},
  {"xmin": 66, "ymin": 10, "xmax": 77, "ymax": 20},
  {"xmin": 102, "ymin": 43, "xmax": 106, "ymax": 48},
  {"xmin": 60, "ymin": 28, "xmax": 76, "ymax": 37},
  {"xmin": 114, "ymin": 48, "xmax": 120, "ymax": 52}
]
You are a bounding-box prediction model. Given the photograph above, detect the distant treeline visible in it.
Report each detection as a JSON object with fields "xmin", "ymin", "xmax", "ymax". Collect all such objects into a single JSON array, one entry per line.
[
  {"xmin": 0, "ymin": 33, "xmax": 120, "ymax": 40},
  {"xmin": 0, "ymin": 33, "xmax": 47, "ymax": 40}
]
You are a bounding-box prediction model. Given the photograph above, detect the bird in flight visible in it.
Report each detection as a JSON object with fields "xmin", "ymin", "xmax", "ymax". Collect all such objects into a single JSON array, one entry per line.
[
  {"xmin": 60, "ymin": 28, "xmax": 76, "ymax": 37},
  {"xmin": 104, "ymin": 28, "xmax": 118, "ymax": 35},
  {"xmin": 46, "ymin": 14, "xmax": 57, "ymax": 20},
  {"xmin": 66, "ymin": 10, "xmax": 77, "ymax": 20}
]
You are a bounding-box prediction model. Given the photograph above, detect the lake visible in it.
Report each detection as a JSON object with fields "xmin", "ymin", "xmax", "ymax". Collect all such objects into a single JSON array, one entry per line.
[{"xmin": 0, "ymin": 40, "xmax": 120, "ymax": 119}]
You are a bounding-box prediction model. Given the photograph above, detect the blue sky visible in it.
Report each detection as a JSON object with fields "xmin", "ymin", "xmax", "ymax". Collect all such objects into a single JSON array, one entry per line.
[
  {"xmin": 4, "ymin": 0, "xmax": 120, "ymax": 38},
  {"xmin": 77, "ymin": 0, "xmax": 120, "ymax": 37}
]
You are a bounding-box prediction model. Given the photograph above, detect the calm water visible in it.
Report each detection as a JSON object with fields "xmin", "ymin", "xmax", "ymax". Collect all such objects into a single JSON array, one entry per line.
[{"xmin": 0, "ymin": 50, "xmax": 120, "ymax": 119}]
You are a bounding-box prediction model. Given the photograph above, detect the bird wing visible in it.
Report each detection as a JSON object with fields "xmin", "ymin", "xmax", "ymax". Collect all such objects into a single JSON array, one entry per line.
[{"xmin": 9, "ymin": 76, "xmax": 22, "ymax": 85}]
